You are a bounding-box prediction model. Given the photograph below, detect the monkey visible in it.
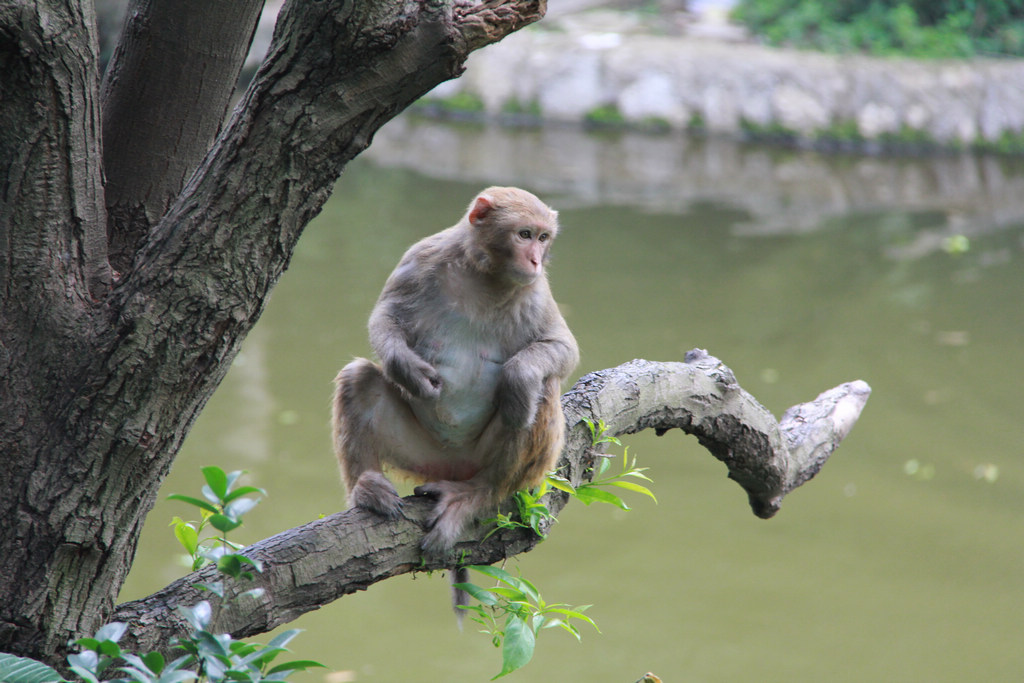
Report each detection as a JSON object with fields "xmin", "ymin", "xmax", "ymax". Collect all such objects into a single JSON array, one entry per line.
[{"xmin": 332, "ymin": 186, "xmax": 579, "ymax": 558}]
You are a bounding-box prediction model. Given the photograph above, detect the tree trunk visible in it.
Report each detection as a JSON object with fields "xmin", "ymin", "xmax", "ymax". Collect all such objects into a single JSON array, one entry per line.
[{"xmin": 0, "ymin": 0, "xmax": 547, "ymax": 664}]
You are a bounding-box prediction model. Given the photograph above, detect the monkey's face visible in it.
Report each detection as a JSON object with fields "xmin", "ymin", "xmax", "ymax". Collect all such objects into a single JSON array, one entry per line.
[
  {"xmin": 505, "ymin": 225, "xmax": 553, "ymax": 285},
  {"xmin": 466, "ymin": 187, "xmax": 559, "ymax": 286}
]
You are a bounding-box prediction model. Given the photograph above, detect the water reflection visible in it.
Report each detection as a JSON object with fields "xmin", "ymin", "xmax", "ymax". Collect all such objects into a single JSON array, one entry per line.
[
  {"xmin": 369, "ymin": 116, "xmax": 1024, "ymax": 245},
  {"xmin": 122, "ymin": 120, "xmax": 1024, "ymax": 682}
]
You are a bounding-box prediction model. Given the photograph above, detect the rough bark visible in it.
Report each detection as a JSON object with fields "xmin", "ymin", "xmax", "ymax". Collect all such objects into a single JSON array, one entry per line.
[
  {"xmin": 100, "ymin": 0, "xmax": 266, "ymax": 272},
  {"xmin": 111, "ymin": 351, "xmax": 870, "ymax": 655},
  {"xmin": 0, "ymin": 0, "xmax": 547, "ymax": 663}
]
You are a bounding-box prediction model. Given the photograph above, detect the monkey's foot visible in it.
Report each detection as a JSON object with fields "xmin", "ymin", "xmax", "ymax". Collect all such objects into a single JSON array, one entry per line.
[
  {"xmin": 414, "ymin": 482, "xmax": 484, "ymax": 556},
  {"xmin": 350, "ymin": 471, "xmax": 403, "ymax": 518}
]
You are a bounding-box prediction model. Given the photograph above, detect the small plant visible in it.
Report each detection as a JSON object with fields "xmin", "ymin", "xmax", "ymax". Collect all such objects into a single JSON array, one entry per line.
[
  {"xmin": 500, "ymin": 97, "xmax": 543, "ymax": 120},
  {"xmin": 487, "ymin": 418, "xmax": 656, "ymax": 542},
  {"xmin": 0, "ymin": 603, "xmax": 324, "ymax": 683},
  {"xmin": 168, "ymin": 466, "xmax": 265, "ymax": 591},
  {"xmin": 486, "ymin": 480, "xmax": 558, "ymax": 539},
  {"xmin": 878, "ymin": 123, "xmax": 937, "ymax": 150},
  {"xmin": 816, "ymin": 118, "xmax": 864, "ymax": 145},
  {"xmin": 574, "ymin": 417, "xmax": 658, "ymax": 510},
  {"xmin": 455, "ymin": 565, "xmax": 597, "ymax": 680},
  {"xmin": 740, "ymin": 117, "xmax": 798, "ymax": 144},
  {"xmin": 464, "ymin": 418, "xmax": 656, "ymax": 677},
  {"xmin": 0, "ymin": 468, "xmax": 321, "ymax": 683},
  {"xmin": 583, "ymin": 104, "xmax": 627, "ymax": 128}
]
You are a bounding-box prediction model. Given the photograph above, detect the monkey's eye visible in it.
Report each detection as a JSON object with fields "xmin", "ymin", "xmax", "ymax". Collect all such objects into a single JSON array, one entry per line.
[
  {"xmin": 518, "ymin": 229, "xmax": 532, "ymax": 240},
  {"xmin": 538, "ymin": 233, "xmax": 550, "ymax": 242}
]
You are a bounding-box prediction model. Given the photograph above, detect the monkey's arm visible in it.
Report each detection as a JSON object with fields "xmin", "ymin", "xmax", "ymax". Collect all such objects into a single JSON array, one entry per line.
[
  {"xmin": 368, "ymin": 270, "xmax": 443, "ymax": 399},
  {"xmin": 498, "ymin": 328, "xmax": 579, "ymax": 430}
]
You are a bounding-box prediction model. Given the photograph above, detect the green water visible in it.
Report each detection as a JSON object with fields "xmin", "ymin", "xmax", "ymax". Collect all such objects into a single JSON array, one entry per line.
[{"xmin": 120, "ymin": 123, "xmax": 1024, "ymax": 682}]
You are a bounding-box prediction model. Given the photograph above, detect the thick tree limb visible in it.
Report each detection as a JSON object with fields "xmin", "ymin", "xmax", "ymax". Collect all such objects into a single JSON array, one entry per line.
[
  {"xmin": 112, "ymin": 351, "xmax": 870, "ymax": 654},
  {"xmin": 100, "ymin": 0, "xmax": 265, "ymax": 271}
]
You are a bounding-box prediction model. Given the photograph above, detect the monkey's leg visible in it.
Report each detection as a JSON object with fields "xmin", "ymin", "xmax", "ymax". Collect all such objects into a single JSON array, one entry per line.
[
  {"xmin": 333, "ymin": 358, "xmax": 443, "ymax": 518},
  {"xmin": 414, "ymin": 479, "xmax": 494, "ymax": 555},
  {"xmin": 416, "ymin": 380, "xmax": 565, "ymax": 554},
  {"xmin": 413, "ymin": 414, "xmax": 528, "ymax": 554}
]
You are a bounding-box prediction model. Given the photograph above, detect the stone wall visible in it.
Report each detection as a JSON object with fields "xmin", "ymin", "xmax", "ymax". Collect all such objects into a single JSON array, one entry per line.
[{"xmin": 425, "ymin": 15, "xmax": 1024, "ymax": 151}]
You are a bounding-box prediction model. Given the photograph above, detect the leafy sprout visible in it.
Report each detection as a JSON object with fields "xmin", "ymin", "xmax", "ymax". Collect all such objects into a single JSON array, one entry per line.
[{"xmin": 455, "ymin": 565, "xmax": 597, "ymax": 680}]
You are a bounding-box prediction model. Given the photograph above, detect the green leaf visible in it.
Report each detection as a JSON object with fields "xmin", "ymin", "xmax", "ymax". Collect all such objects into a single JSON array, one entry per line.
[
  {"xmin": 265, "ymin": 660, "xmax": 326, "ymax": 676},
  {"xmin": 223, "ymin": 469, "xmax": 244, "ymax": 493},
  {"xmin": 229, "ymin": 641, "xmax": 261, "ymax": 658},
  {"xmin": 119, "ymin": 654, "xmax": 155, "ymax": 677},
  {"xmin": 194, "ymin": 630, "xmax": 231, "ymax": 660},
  {"xmin": 177, "ymin": 601, "xmax": 212, "ymax": 631},
  {"xmin": 201, "ymin": 466, "xmax": 229, "ymax": 501},
  {"xmin": 167, "ymin": 494, "xmax": 219, "ymax": 515},
  {"xmin": 141, "ymin": 651, "xmax": 165, "ymax": 675},
  {"xmin": 224, "ymin": 497, "xmax": 259, "ymax": 520},
  {"xmin": 171, "ymin": 521, "xmax": 200, "ymax": 556},
  {"xmin": 0, "ymin": 652, "xmax": 66, "ymax": 683},
  {"xmin": 74, "ymin": 637, "xmax": 100, "ymax": 651},
  {"xmin": 199, "ymin": 485, "xmax": 220, "ymax": 506},
  {"xmin": 157, "ymin": 671, "xmax": 197, "ymax": 683},
  {"xmin": 217, "ymin": 553, "xmax": 242, "ymax": 577},
  {"xmin": 488, "ymin": 586, "xmax": 528, "ymax": 602},
  {"xmin": 96, "ymin": 639, "xmax": 122, "ymax": 658},
  {"xmin": 113, "ymin": 665, "xmax": 152, "ymax": 683},
  {"xmin": 197, "ymin": 581, "xmax": 225, "ymax": 598},
  {"xmin": 67, "ymin": 651, "xmax": 99, "ymax": 682},
  {"xmin": 507, "ymin": 575, "xmax": 540, "ymax": 604},
  {"xmin": 557, "ymin": 621, "xmax": 583, "ymax": 640},
  {"xmin": 223, "ymin": 485, "xmax": 265, "ymax": 504},
  {"xmin": 94, "ymin": 622, "xmax": 128, "ymax": 643},
  {"xmin": 230, "ymin": 552, "xmax": 262, "ymax": 573},
  {"xmin": 573, "ymin": 486, "xmax": 630, "ymax": 509},
  {"xmin": 209, "ymin": 513, "xmax": 242, "ymax": 533},
  {"xmin": 468, "ymin": 564, "xmax": 516, "ymax": 585},
  {"xmin": 493, "ymin": 615, "xmax": 536, "ymax": 679},
  {"xmin": 265, "ymin": 628, "xmax": 303, "ymax": 653},
  {"xmin": 67, "ymin": 664, "xmax": 99, "ymax": 683},
  {"xmin": 545, "ymin": 607, "xmax": 598, "ymax": 630},
  {"xmin": 454, "ymin": 582, "xmax": 499, "ymax": 606},
  {"xmin": 606, "ymin": 479, "xmax": 659, "ymax": 503},
  {"xmin": 544, "ymin": 475, "xmax": 576, "ymax": 494},
  {"xmin": 238, "ymin": 588, "xmax": 266, "ymax": 601}
]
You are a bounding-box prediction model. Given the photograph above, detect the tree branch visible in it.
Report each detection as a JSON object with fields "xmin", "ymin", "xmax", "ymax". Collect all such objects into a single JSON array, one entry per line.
[{"xmin": 112, "ymin": 351, "xmax": 870, "ymax": 654}]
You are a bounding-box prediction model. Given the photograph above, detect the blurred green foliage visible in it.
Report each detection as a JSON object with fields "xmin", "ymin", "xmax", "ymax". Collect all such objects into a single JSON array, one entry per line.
[{"xmin": 733, "ymin": 0, "xmax": 1024, "ymax": 58}]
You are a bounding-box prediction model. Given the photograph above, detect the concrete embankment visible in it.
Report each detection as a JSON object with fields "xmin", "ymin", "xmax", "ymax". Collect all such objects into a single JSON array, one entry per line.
[{"xmin": 424, "ymin": 11, "xmax": 1024, "ymax": 152}]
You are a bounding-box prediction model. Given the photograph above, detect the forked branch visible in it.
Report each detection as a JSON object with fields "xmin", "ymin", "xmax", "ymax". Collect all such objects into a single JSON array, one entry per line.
[{"xmin": 112, "ymin": 351, "xmax": 869, "ymax": 653}]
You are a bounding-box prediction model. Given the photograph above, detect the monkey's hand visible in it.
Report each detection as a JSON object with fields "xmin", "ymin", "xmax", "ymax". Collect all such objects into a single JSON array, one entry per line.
[
  {"xmin": 349, "ymin": 471, "xmax": 404, "ymax": 518},
  {"xmin": 384, "ymin": 351, "xmax": 442, "ymax": 399},
  {"xmin": 496, "ymin": 361, "xmax": 542, "ymax": 430}
]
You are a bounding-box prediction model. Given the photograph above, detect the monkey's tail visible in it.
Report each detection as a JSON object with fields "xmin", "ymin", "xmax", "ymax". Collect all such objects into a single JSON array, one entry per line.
[{"xmin": 450, "ymin": 566, "xmax": 471, "ymax": 629}]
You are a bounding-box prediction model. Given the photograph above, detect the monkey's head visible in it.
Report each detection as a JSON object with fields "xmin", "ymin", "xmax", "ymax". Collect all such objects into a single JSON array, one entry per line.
[{"xmin": 465, "ymin": 186, "xmax": 559, "ymax": 286}]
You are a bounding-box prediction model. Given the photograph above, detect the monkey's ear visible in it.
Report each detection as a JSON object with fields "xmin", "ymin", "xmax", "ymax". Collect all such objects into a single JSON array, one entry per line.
[{"xmin": 468, "ymin": 194, "xmax": 495, "ymax": 225}]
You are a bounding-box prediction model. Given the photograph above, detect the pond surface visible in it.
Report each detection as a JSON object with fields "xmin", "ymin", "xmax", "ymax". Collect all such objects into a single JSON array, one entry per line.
[{"xmin": 121, "ymin": 119, "xmax": 1024, "ymax": 682}]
